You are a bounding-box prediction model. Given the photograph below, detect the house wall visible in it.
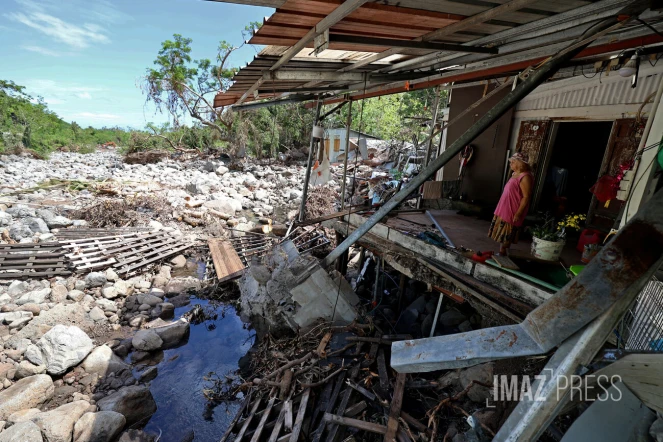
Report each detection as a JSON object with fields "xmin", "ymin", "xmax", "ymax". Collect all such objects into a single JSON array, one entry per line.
[
  {"xmin": 505, "ymin": 64, "xmax": 663, "ymax": 224},
  {"xmin": 442, "ymin": 84, "xmax": 514, "ymax": 206}
]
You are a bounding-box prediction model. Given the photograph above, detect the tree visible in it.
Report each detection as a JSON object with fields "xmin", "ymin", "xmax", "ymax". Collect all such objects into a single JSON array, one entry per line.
[{"xmin": 143, "ymin": 24, "xmax": 260, "ymax": 149}]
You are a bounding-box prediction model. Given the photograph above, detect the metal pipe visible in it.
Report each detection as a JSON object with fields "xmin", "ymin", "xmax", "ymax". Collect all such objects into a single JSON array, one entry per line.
[
  {"xmin": 299, "ymin": 98, "xmax": 323, "ymax": 222},
  {"xmin": 321, "ymin": 17, "xmax": 620, "ymax": 269},
  {"xmin": 340, "ymin": 99, "xmax": 353, "ymax": 210}
]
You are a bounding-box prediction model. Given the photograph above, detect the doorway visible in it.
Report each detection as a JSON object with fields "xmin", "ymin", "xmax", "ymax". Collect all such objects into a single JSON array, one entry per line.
[{"xmin": 537, "ymin": 121, "xmax": 614, "ymax": 219}]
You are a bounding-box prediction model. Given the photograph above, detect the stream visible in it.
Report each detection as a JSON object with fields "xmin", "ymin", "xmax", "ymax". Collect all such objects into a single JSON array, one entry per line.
[{"xmin": 136, "ymin": 298, "xmax": 255, "ymax": 441}]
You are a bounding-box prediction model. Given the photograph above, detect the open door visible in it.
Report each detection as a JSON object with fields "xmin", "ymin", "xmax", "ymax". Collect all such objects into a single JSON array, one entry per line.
[{"xmin": 587, "ymin": 118, "xmax": 644, "ymax": 230}]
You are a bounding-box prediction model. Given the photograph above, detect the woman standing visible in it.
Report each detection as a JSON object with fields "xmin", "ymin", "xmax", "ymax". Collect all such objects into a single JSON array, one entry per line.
[{"xmin": 489, "ymin": 152, "xmax": 534, "ymax": 255}]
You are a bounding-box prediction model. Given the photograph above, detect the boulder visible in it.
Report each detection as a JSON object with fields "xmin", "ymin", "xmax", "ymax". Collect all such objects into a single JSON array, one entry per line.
[
  {"xmin": 101, "ymin": 287, "xmax": 118, "ymax": 299},
  {"xmin": 459, "ymin": 362, "xmax": 494, "ymax": 403},
  {"xmin": 151, "ymin": 318, "xmax": 190, "ymax": 349},
  {"xmin": 136, "ymin": 294, "xmax": 161, "ymax": 307},
  {"xmin": 0, "ymin": 311, "xmax": 33, "ymax": 325},
  {"xmin": 105, "ymin": 269, "xmax": 119, "ymax": 282},
  {"xmin": 47, "ymin": 216, "xmax": 73, "ymax": 229},
  {"xmin": 9, "ymin": 223, "xmax": 33, "ymax": 241},
  {"xmin": 32, "ymin": 400, "xmax": 90, "ymax": 442},
  {"xmin": 203, "ymin": 198, "xmax": 236, "ymax": 216},
  {"xmin": 7, "ymin": 408, "xmax": 42, "ymax": 424},
  {"xmin": 117, "ymin": 430, "xmax": 156, "ymax": 442},
  {"xmin": 14, "ymin": 361, "xmax": 46, "ymax": 379},
  {"xmin": 81, "ymin": 346, "xmax": 130, "ymax": 376},
  {"xmin": 89, "ymin": 307, "xmax": 106, "ymax": 322},
  {"xmin": 163, "ymin": 277, "xmax": 201, "ymax": 295},
  {"xmin": 96, "ymin": 386, "xmax": 157, "ymax": 427},
  {"xmin": 131, "ymin": 329, "xmax": 162, "ymax": 351},
  {"xmin": 19, "ymin": 303, "xmax": 41, "ymax": 316},
  {"xmin": 16, "ymin": 288, "xmax": 50, "ymax": 306},
  {"xmin": 25, "ymin": 218, "xmax": 49, "ymax": 234},
  {"xmin": 50, "ymin": 285, "xmax": 68, "ymax": 303},
  {"xmin": 138, "ymin": 366, "xmax": 158, "ymax": 383},
  {"xmin": 25, "ymin": 325, "xmax": 94, "ymax": 375},
  {"xmin": 170, "ymin": 255, "xmax": 186, "ymax": 268},
  {"xmin": 0, "ymin": 374, "xmax": 54, "ymax": 420},
  {"xmin": 73, "ymin": 411, "xmax": 126, "ymax": 442},
  {"xmin": 0, "ymin": 421, "xmax": 43, "ymax": 442},
  {"xmin": 8, "ymin": 281, "xmax": 29, "ymax": 297},
  {"xmin": 84, "ymin": 273, "xmax": 107, "ymax": 288},
  {"xmin": 67, "ymin": 290, "xmax": 85, "ymax": 302},
  {"xmin": 216, "ymin": 165, "xmax": 229, "ymax": 176},
  {"xmin": 114, "ymin": 280, "xmax": 129, "ymax": 297}
]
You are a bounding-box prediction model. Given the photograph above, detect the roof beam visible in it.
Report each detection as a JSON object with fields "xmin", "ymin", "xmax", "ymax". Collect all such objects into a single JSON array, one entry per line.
[
  {"xmin": 263, "ymin": 70, "xmax": 367, "ymax": 82},
  {"xmin": 269, "ymin": 0, "xmax": 371, "ymax": 72},
  {"xmin": 339, "ymin": 0, "xmax": 538, "ymax": 71},
  {"xmin": 328, "ymin": 35, "xmax": 498, "ymax": 54}
]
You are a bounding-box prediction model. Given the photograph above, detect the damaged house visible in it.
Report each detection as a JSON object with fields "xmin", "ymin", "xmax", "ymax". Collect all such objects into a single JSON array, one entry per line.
[{"xmin": 208, "ymin": 0, "xmax": 663, "ymax": 440}]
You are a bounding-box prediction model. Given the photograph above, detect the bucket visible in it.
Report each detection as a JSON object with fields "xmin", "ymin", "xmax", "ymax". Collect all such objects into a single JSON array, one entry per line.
[
  {"xmin": 531, "ymin": 237, "xmax": 565, "ymax": 261},
  {"xmin": 312, "ymin": 125, "xmax": 324, "ymax": 139},
  {"xmin": 576, "ymin": 229, "xmax": 600, "ymax": 253}
]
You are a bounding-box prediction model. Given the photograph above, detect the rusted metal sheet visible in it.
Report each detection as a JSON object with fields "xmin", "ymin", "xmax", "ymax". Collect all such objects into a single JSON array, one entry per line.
[{"xmin": 391, "ymin": 187, "xmax": 663, "ymax": 372}]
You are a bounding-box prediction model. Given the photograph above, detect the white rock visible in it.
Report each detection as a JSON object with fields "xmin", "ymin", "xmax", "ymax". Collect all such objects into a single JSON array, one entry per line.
[
  {"xmin": 0, "ymin": 421, "xmax": 43, "ymax": 442},
  {"xmin": 25, "ymin": 325, "xmax": 93, "ymax": 375},
  {"xmin": 113, "ymin": 280, "xmax": 129, "ymax": 296},
  {"xmin": 80, "ymin": 346, "xmax": 130, "ymax": 376},
  {"xmin": 7, "ymin": 408, "xmax": 42, "ymax": 424},
  {"xmin": 0, "ymin": 375, "xmax": 54, "ymax": 420},
  {"xmin": 31, "ymin": 400, "xmax": 90, "ymax": 442},
  {"xmin": 101, "ymin": 287, "xmax": 118, "ymax": 299},
  {"xmin": 50, "ymin": 284, "xmax": 68, "ymax": 303},
  {"xmin": 16, "ymin": 288, "xmax": 50, "ymax": 306},
  {"xmin": 14, "ymin": 361, "xmax": 46, "ymax": 379},
  {"xmin": 89, "ymin": 307, "xmax": 106, "ymax": 322},
  {"xmin": 67, "ymin": 290, "xmax": 85, "ymax": 302},
  {"xmin": 104, "ymin": 269, "xmax": 118, "ymax": 282}
]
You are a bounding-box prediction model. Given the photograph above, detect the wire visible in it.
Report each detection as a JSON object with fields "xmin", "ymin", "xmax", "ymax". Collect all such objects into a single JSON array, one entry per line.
[
  {"xmin": 581, "ymin": 63, "xmax": 599, "ymax": 79},
  {"xmin": 329, "ymin": 78, "xmax": 368, "ymax": 326},
  {"xmin": 623, "ymin": 146, "xmax": 661, "ymax": 225},
  {"xmin": 637, "ymin": 18, "xmax": 663, "ymax": 40}
]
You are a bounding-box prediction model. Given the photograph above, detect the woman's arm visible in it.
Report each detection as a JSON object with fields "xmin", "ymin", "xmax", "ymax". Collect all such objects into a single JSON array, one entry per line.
[{"xmin": 512, "ymin": 174, "xmax": 533, "ymax": 224}]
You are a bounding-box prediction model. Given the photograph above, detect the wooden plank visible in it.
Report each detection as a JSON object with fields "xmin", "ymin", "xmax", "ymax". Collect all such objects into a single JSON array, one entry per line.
[
  {"xmin": 422, "ymin": 181, "xmax": 444, "ymax": 200},
  {"xmin": 267, "ymin": 408, "xmax": 287, "ymax": 442},
  {"xmin": 323, "ymin": 413, "xmax": 387, "ymax": 434},
  {"xmin": 325, "ymin": 365, "xmax": 360, "ymax": 442},
  {"xmin": 251, "ymin": 396, "xmax": 277, "ymax": 442},
  {"xmin": 311, "ymin": 369, "xmax": 348, "ymax": 442},
  {"xmin": 492, "ymin": 255, "xmax": 520, "ymax": 270},
  {"xmin": 208, "ymin": 239, "xmax": 246, "ymax": 283},
  {"xmin": 377, "ymin": 349, "xmax": 390, "ymax": 390},
  {"xmin": 219, "ymin": 392, "xmax": 253, "ymax": 442},
  {"xmin": 284, "ymin": 400, "xmax": 294, "ymax": 432},
  {"xmin": 384, "ymin": 373, "xmax": 406, "ymax": 442},
  {"xmin": 289, "ymin": 388, "xmax": 311, "ymax": 442},
  {"xmin": 235, "ymin": 396, "xmax": 262, "ymax": 441}
]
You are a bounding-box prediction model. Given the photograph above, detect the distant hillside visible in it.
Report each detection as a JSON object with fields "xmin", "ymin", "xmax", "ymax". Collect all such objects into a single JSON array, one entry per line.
[{"xmin": 0, "ymin": 79, "xmax": 129, "ymax": 154}]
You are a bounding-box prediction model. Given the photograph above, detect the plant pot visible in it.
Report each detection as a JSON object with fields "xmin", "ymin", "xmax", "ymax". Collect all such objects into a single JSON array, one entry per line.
[{"xmin": 531, "ymin": 237, "xmax": 565, "ymax": 261}]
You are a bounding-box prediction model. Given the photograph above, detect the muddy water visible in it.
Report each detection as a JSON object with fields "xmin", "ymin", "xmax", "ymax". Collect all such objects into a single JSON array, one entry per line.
[{"xmin": 140, "ymin": 299, "xmax": 255, "ymax": 441}]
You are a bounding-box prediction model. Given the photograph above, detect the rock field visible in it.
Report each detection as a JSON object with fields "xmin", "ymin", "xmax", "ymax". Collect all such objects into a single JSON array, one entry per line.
[{"xmin": 0, "ymin": 150, "xmax": 332, "ymax": 441}]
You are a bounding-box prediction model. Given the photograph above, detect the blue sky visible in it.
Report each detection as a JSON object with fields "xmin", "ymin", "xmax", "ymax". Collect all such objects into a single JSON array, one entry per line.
[{"xmin": 0, "ymin": 0, "xmax": 272, "ymax": 128}]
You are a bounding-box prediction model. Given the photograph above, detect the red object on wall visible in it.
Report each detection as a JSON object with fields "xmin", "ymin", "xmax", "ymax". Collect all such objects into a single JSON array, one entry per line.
[
  {"xmin": 590, "ymin": 175, "xmax": 619, "ymax": 202},
  {"xmin": 472, "ymin": 251, "xmax": 494, "ymax": 263},
  {"xmin": 577, "ymin": 229, "xmax": 601, "ymax": 253}
]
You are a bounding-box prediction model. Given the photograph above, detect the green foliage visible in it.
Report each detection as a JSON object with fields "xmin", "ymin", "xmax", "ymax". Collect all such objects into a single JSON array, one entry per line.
[{"xmin": 1, "ymin": 79, "xmax": 130, "ymax": 154}]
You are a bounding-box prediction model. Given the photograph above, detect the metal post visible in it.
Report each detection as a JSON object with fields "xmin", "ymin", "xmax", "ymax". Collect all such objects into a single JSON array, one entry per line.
[
  {"xmin": 340, "ymin": 99, "xmax": 353, "ymax": 210},
  {"xmin": 430, "ymin": 293, "xmax": 444, "ymax": 337},
  {"xmin": 321, "ymin": 16, "xmax": 620, "ymax": 269},
  {"xmin": 299, "ymin": 98, "xmax": 323, "ymax": 222}
]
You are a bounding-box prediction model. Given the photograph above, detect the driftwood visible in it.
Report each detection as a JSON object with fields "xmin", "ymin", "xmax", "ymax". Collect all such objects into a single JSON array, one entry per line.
[{"xmin": 123, "ymin": 150, "xmax": 169, "ymax": 165}]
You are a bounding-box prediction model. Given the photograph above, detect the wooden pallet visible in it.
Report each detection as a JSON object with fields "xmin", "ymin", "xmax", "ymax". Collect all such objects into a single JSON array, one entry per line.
[
  {"xmin": 52, "ymin": 227, "xmax": 151, "ymax": 240},
  {"xmin": 0, "ymin": 243, "xmax": 71, "ymax": 279},
  {"xmin": 62, "ymin": 231, "xmax": 192, "ymax": 276},
  {"xmin": 492, "ymin": 254, "xmax": 519, "ymax": 270}
]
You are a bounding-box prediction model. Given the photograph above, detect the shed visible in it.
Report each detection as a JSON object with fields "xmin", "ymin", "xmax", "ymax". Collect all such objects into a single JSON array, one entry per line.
[{"xmin": 322, "ymin": 128, "xmax": 379, "ymax": 163}]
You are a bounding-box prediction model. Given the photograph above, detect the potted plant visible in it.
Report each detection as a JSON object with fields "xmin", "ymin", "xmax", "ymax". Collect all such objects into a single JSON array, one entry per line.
[{"xmin": 530, "ymin": 214, "xmax": 565, "ymax": 261}]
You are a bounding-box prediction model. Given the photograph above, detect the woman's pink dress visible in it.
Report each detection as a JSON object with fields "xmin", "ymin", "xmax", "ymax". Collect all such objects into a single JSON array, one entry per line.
[{"xmin": 494, "ymin": 172, "xmax": 532, "ymax": 227}]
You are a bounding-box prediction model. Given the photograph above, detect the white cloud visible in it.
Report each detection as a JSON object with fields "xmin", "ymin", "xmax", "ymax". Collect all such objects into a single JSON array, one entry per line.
[
  {"xmin": 76, "ymin": 92, "xmax": 92, "ymax": 100},
  {"xmin": 71, "ymin": 112, "xmax": 121, "ymax": 122},
  {"xmin": 21, "ymin": 45, "xmax": 63, "ymax": 57},
  {"xmin": 6, "ymin": 1, "xmax": 110, "ymax": 49}
]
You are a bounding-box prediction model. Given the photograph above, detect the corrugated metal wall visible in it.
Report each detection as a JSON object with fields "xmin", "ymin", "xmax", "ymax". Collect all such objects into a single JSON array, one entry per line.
[{"xmin": 516, "ymin": 64, "xmax": 663, "ymax": 112}]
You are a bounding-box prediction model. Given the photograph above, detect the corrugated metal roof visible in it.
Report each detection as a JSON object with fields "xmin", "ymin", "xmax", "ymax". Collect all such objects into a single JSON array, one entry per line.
[{"xmin": 210, "ymin": 0, "xmax": 663, "ymax": 108}]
